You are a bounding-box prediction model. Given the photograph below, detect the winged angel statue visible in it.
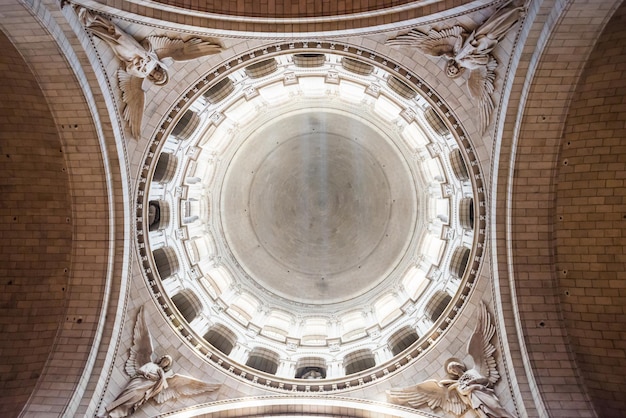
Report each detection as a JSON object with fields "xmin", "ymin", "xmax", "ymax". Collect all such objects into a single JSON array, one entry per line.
[
  {"xmin": 76, "ymin": 7, "xmax": 222, "ymax": 138},
  {"xmin": 101, "ymin": 305, "xmax": 220, "ymax": 417},
  {"xmin": 387, "ymin": 302, "xmax": 514, "ymax": 418},
  {"xmin": 386, "ymin": 1, "xmax": 526, "ymax": 132}
]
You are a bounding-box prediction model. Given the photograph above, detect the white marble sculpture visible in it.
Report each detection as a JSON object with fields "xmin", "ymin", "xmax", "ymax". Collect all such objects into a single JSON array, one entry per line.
[
  {"xmin": 387, "ymin": 302, "xmax": 514, "ymax": 418},
  {"xmin": 76, "ymin": 7, "xmax": 222, "ymax": 138},
  {"xmin": 101, "ymin": 305, "xmax": 220, "ymax": 417},
  {"xmin": 386, "ymin": 1, "xmax": 526, "ymax": 132}
]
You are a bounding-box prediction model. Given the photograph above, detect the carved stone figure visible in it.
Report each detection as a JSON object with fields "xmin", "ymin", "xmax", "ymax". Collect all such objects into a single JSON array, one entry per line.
[
  {"xmin": 102, "ymin": 306, "xmax": 220, "ymax": 417},
  {"xmin": 387, "ymin": 302, "xmax": 514, "ymax": 418},
  {"xmin": 387, "ymin": 1, "xmax": 526, "ymax": 132},
  {"xmin": 76, "ymin": 7, "xmax": 222, "ymax": 138}
]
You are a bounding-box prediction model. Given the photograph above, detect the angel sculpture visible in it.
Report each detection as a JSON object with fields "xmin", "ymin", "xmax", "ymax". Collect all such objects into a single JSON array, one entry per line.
[
  {"xmin": 386, "ymin": 1, "xmax": 526, "ymax": 132},
  {"xmin": 387, "ymin": 302, "xmax": 514, "ymax": 418},
  {"xmin": 76, "ymin": 7, "xmax": 222, "ymax": 138},
  {"xmin": 102, "ymin": 305, "xmax": 220, "ymax": 417}
]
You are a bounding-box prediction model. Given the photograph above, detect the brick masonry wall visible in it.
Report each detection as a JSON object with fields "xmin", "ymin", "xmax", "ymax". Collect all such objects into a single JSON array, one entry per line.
[
  {"xmin": 0, "ymin": 0, "xmax": 127, "ymax": 415},
  {"xmin": 555, "ymin": 3, "xmax": 626, "ymax": 415},
  {"xmin": 0, "ymin": 30, "xmax": 72, "ymax": 416},
  {"xmin": 496, "ymin": 0, "xmax": 623, "ymax": 417},
  {"xmin": 95, "ymin": 0, "xmax": 478, "ymax": 34}
]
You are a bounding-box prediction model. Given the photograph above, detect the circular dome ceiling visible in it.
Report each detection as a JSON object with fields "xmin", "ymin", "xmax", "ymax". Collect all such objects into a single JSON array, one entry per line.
[
  {"xmin": 135, "ymin": 43, "xmax": 485, "ymax": 391},
  {"xmin": 222, "ymin": 109, "xmax": 416, "ymax": 304}
]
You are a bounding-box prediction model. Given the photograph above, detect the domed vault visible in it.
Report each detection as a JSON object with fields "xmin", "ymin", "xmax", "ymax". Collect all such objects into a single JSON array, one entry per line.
[{"xmin": 138, "ymin": 47, "xmax": 483, "ymax": 390}]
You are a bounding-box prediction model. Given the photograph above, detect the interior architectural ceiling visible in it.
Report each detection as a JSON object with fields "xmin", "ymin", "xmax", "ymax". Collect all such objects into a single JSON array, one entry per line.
[
  {"xmin": 137, "ymin": 45, "xmax": 483, "ymax": 392},
  {"xmin": 1, "ymin": 0, "xmax": 626, "ymax": 417}
]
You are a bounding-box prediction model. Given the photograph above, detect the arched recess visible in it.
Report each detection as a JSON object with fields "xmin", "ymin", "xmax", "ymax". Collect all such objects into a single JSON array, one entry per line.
[
  {"xmin": 153, "ymin": 247, "xmax": 180, "ymax": 279},
  {"xmin": 343, "ymin": 349, "xmax": 376, "ymax": 375},
  {"xmin": 449, "ymin": 148, "xmax": 469, "ymax": 181},
  {"xmin": 295, "ymin": 357, "xmax": 327, "ymax": 379},
  {"xmin": 148, "ymin": 200, "xmax": 170, "ymax": 231},
  {"xmin": 0, "ymin": 28, "xmax": 73, "ymax": 417},
  {"xmin": 551, "ymin": 2, "xmax": 626, "ymax": 414},
  {"xmin": 164, "ymin": 396, "xmax": 432, "ymax": 417},
  {"xmin": 244, "ymin": 58, "xmax": 278, "ymax": 78},
  {"xmin": 203, "ymin": 77, "xmax": 234, "ymax": 104},
  {"xmin": 171, "ymin": 109, "xmax": 201, "ymax": 141},
  {"xmin": 0, "ymin": 1, "xmax": 125, "ymax": 416},
  {"xmin": 424, "ymin": 290, "xmax": 452, "ymax": 322},
  {"xmin": 203, "ymin": 324, "xmax": 237, "ymax": 355},
  {"xmin": 95, "ymin": 0, "xmax": 476, "ymax": 36},
  {"xmin": 388, "ymin": 326, "xmax": 420, "ymax": 356},
  {"xmin": 449, "ymin": 246, "xmax": 471, "ymax": 279},
  {"xmin": 246, "ymin": 348, "xmax": 280, "ymax": 375},
  {"xmin": 153, "ymin": 152, "xmax": 178, "ymax": 183},
  {"xmin": 495, "ymin": 0, "xmax": 623, "ymax": 416},
  {"xmin": 171, "ymin": 290, "xmax": 202, "ymax": 323},
  {"xmin": 459, "ymin": 197, "xmax": 474, "ymax": 230}
]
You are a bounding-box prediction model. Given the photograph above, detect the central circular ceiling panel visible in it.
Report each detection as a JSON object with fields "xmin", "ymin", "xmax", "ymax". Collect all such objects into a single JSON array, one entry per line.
[{"xmin": 222, "ymin": 110, "xmax": 416, "ymax": 303}]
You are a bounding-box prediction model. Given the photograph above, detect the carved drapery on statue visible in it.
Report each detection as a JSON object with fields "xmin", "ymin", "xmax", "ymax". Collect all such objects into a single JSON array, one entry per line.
[
  {"xmin": 386, "ymin": 0, "xmax": 526, "ymax": 133},
  {"xmin": 75, "ymin": 6, "xmax": 222, "ymax": 139},
  {"xmin": 100, "ymin": 305, "xmax": 220, "ymax": 417},
  {"xmin": 387, "ymin": 302, "xmax": 515, "ymax": 418}
]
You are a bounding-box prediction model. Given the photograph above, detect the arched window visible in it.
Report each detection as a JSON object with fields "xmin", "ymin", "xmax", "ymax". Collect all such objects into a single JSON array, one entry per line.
[
  {"xmin": 344, "ymin": 349, "xmax": 376, "ymax": 375},
  {"xmin": 459, "ymin": 197, "xmax": 474, "ymax": 230},
  {"xmin": 245, "ymin": 58, "xmax": 278, "ymax": 78},
  {"xmin": 450, "ymin": 148, "xmax": 470, "ymax": 181},
  {"xmin": 387, "ymin": 76, "xmax": 416, "ymax": 99},
  {"xmin": 152, "ymin": 247, "xmax": 179, "ymax": 279},
  {"xmin": 148, "ymin": 200, "xmax": 169, "ymax": 231},
  {"xmin": 171, "ymin": 289, "xmax": 202, "ymax": 323},
  {"xmin": 341, "ymin": 57, "xmax": 373, "ymax": 75},
  {"xmin": 450, "ymin": 246, "xmax": 471, "ymax": 278},
  {"xmin": 171, "ymin": 109, "xmax": 200, "ymax": 141},
  {"xmin": 425, "ymin": 290, "xmax": 452, "ymax": 322},
  {"xmin": 246, "ymin": 347, "xmax": 280, "ymax": 375},
  {"xmin": 153, "ymin": 152, "xmax": 177, "ymax": 183},
  {"xmin": 424, "ymin": 107, "xmax": 450, "ymax": 136},
  {"xmin": 203, "ymin": 77, "xmax": 234, "ymax": 104},
  {"xmin": 293, "ymin": 53, "xmax": 325, "ymax": 67},
  {"xmin": 203, "ymin": 324, "xmax": 237, "ymax": 355},
  {"xmin": 295, "ymin": 357, "xmax": 327, "ymax": 379},
  {"xmin": 388, "ymin": 326, "xmax": 420, "ymax": 356}
]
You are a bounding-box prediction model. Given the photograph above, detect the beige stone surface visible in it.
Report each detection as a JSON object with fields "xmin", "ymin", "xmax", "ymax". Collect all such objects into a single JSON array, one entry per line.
[{"xmin": 1, "ymin": 0, "xmax": 626, "ymax": 417}]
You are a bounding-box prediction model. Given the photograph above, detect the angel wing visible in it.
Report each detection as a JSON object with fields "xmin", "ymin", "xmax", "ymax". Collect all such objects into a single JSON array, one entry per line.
[
  {"xmin": 117, "ymin": 69, "xmax": 146, "ymax": 139},
  {"xmin": 386, "ymin": 26, "xmax": 465, "ymax": 58},
  {"xmin": 466, "ymin": 57, "xmax": 497, "ymax": 133},
  {"xmin": 155, "ymin": 374, "xmax": 221, "ymax": 404},
  {"xmin": 387, "ymin": 379, "xmax": 467, "ymax": 415},
  {"xmin": 144, "ymin": 36, "xmax": 222, "ymax": 62},
  {"xmin": 466, "ymin": 301, "xmax": 500, "ymax": 385},
  {"xmin": 125, "ymin": 305, "xmax": 155, "ymax": 377}
]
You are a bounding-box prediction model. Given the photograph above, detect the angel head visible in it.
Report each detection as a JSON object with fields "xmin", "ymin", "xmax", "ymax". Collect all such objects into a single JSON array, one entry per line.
[
  {"xmin": 126, "ymin": 55, "xmax": 169, "ymax": 85},
  {"xmin": 445, "ymin": 59, "xmax": 465, "ymax": 78},
  {"xmin": 445, "ymin": 358, "xmax": 467, "ymax": 378},
  {"xmin": 158, "ymin": 354, "xmax": 173, "ymax": 372},
  {"xmin": 147, "ymin": 63, "xmax": 168, "ymax": 85}
]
